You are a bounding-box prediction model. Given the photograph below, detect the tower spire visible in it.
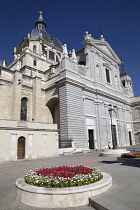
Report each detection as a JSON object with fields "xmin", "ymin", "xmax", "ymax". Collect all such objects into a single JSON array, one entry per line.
[
  {"xmin": 38, "ymin": 10, "xmax": 43, "ymax": 20},
  {"xmin": 35, "ymin": 10, "xmax": 46, "ymax": 30},
  {"xmin": 120, "ymin": 58, "xmax": 127, "ymax": 76}
]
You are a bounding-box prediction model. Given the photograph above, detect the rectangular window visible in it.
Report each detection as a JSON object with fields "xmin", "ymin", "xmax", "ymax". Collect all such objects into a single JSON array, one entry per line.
[
  {"xmin": 106, "ymin": 68, "xmax": 111, "ymax": 83},
  {"xmin": 49, "ymin": 51, "xmax": 54, "ymax": 60},
  {"xmin": 33, "ymin": 60, "xmax": 37, "ymax": 66}
]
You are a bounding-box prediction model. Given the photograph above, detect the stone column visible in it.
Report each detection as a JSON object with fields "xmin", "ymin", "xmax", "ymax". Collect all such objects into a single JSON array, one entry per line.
[
  {"xmin": 104, "ymin": 103, "xmax": 111, "ymax": 146},
  {"xmin": 117, "ymin": 107, "xmax": 123, "ymax": 145},
  {"xmin": 122, "ymin": 108, "xmax": 128, "ymax": 146},
  {"xmin": 94, "ymin": 101, "xmax": 102, "ymax": 149},
  {"xmin": 129, "ymin": 110, "xmax": 135, "ymax": 144}
]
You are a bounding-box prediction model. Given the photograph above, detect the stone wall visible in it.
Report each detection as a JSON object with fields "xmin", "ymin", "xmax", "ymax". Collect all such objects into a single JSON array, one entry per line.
[{"xmin": 0, "ymin": 120, "xmax": 59, "ymax": 162}]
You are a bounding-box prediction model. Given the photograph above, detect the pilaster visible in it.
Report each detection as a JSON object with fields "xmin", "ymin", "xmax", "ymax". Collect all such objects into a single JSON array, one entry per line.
[
  {"xmin": 11, "ymin": 71, "xmax": 22, "ymax": 120},
  {"xmin": 32, "ymin": 76, "xmax": 42, "ymax": 122}
]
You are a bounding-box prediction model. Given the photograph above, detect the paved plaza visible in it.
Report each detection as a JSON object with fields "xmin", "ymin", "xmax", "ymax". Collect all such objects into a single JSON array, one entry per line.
[{"xmin": 0, "ymin": 146, "xmax": 140, "ymax": 210}]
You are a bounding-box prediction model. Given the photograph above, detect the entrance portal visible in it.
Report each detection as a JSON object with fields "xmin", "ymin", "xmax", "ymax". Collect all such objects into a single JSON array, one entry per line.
[
  {"xmin": 111, "ymin": 125, "xmax": 117, "ymax": 149},
  {"xmin": 88, "ymin": 130, "xmax": 94, "ymax": 149},
  {"xmin": 129, "ymin": 131, "xmax": 132, "ymax": 145},
  {"xmin": 17, "ymin": 137, "xmax": 25, "ymax": 159}
]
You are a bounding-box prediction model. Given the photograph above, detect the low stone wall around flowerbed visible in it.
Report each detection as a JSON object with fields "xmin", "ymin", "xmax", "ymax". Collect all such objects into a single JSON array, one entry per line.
[
  {"xmin": 15, "ymin": 172, "xmax": 112, "ymax": 208},
  {"xmin": 117, "ymin": 157, "xmax": 140, "ymax": 163}
]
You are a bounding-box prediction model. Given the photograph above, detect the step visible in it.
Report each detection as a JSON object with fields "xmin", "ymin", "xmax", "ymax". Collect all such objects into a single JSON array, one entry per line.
[{"xmin": 89, "ymin": 195, "xmax": 134, "ymax": 210}]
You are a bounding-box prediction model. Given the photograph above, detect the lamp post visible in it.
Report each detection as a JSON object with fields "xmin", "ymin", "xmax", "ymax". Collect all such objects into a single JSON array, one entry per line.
[{"xmin": 108, "ymin": 108, "xmax": 117, "ymax": 149}]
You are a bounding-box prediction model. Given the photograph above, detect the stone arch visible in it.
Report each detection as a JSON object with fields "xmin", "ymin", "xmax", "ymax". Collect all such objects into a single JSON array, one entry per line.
[
  {"xmin": 122, "ymin": 80, "xmax": 126, "ymax": 87},
  {"xmin": 46, "ymin": 97, "xmax": 60, "ymax": 129},
  {"xmin": 17, "ymin": 136, "xmax": 25, "ymax": 159}
]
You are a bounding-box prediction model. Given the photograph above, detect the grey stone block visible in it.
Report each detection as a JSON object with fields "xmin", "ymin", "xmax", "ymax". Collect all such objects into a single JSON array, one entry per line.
[{"xmin": 89, "ymin": 195, "xmax": 134, "ymax": 210}]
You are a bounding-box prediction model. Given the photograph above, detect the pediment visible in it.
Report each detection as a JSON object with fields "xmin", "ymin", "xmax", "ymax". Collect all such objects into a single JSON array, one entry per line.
[
  {"xmin": 94, "ymin": 41, "xmax": 121, "ymax": 63},
  {"xmin": 99, "ymin": 44, "xmax": 113, "ymax": 56}
]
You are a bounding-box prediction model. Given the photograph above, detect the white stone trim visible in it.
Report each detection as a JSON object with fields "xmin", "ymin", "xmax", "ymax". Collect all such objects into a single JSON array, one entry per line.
[{"xmin": 11, "ymin": 133, "xmax": 17, "ymax": 158}]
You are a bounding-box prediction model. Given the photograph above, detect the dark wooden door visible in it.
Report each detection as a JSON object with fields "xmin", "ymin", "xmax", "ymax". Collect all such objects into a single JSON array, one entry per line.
[
  {"xmin": 129, "ymin": 131, "xmax": 132, "ymax": 145},
  {"xmin": 111, "ymin": 125, "xmax": 117, "ymax": 149},
  {"xmin": 17, "ymin": 137, "xmax": 25, "ymax": 159},
  {"xmin": 88, "ymin": 130, "xmax": 94, "ymax": 149}
]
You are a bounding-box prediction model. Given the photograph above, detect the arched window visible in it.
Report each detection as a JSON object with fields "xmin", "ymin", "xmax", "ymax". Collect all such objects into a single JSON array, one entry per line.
[
  {"xmin": 122, "ymin": 80, "xmax": 125, "ymax": 87},
  {"xmin": 33, "ymin": 59, "xmax": 37, "ymax": 66},
  {"xmin": 20, "ymin": 98, "xmax": 27, "ymax": 121},
  {"xmin": 96, "ymin": 64, "xmax": 100, "ymax": 75},
  {"xmin": 79, "ymin": 61, "xmax": 86, "ymax": 65},
  {"xmin": 49, "ymin": 51, "xmax": 55, "ymax": 60},
  {"xmin": 33, "ymin": 45, "xmax": 37, "ymax": 53}
]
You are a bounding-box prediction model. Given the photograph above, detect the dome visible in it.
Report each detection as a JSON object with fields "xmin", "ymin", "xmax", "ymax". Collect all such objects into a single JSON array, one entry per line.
[
  {"xmin": 17, "ymin": 12, "xmax": 62, "ymax": 52},
  {"xmin": 31, "ymin": 29, "xmax": 62, "ymax": 49}
]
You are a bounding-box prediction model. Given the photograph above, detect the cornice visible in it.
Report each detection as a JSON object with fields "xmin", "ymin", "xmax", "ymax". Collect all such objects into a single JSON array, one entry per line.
[
  {"xmin": 20, "ymin": 65, "xmax": 45, "ymax": 74},
  {"xmin": 133, "ymin": 120, "xmax": 140, "ymax": 124},
  {"xmin": 53, "ymin": 74, "xmax": 131, "ymax": 105},
  {"xmin": 0, "ymin": 78, "xmax": 13, "ymax": 86},
  {"xmin": 22, "ymin": 85, "xmax": 33, "ymax": 91},
  {"xmin": 0, "ymin": 126, "xmax": 57, "ymax": 132}
]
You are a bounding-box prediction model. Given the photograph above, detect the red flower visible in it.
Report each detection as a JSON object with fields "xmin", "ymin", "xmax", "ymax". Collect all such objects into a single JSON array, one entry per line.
[{"xmin": 35, "ymin": 165, "xmax": 94, "ymax": 178}]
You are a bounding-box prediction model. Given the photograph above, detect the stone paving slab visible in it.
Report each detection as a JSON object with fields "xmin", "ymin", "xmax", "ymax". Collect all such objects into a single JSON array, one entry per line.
[
  {"xmin": 90, "ymin": 161, "xmax": 140, "ymax": 210},
  {"xmin": 0, "ymin": 146, "xmax": 140, "ymax": 210},
  {"xmin": 90, "ymin": 195, "xmax": 134, "ymax": 210},
  {"xmin": 0, "ymin": 152, "xmax": 116, "ymax": 210}
]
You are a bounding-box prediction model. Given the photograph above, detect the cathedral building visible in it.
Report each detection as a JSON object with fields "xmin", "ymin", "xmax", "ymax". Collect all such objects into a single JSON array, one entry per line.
[{"xmin": 0, "ymin": 12, "xmax": 136, "ymax": 162}]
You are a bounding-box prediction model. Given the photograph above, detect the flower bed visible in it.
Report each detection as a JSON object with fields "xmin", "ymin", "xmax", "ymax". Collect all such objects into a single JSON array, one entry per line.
[
  {"xmin": 24, "ymin": 165, "xmax": 102, "ymax": 188},
  {"xmin": 16, "ymin": 171, "xmax": 112, "ymax": 208},
  {"xmin": 121, "ymin": 152, "xmax": 140, "ymax": 159}
]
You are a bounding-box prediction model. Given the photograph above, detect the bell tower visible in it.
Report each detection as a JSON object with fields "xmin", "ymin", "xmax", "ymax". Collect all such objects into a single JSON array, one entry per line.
[{"xmin": 120, "ymin": 60, "xmax": 134, "ymax": 96}]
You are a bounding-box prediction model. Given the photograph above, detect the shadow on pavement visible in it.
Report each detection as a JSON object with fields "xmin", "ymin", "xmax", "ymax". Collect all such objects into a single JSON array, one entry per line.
[
  {"xmin": 99, "ymin": 160, "xmax": 118, "ymax": 164},
  {"xmin": 119, "ymin": 161, "xmax": 140, "ymax": 168}
]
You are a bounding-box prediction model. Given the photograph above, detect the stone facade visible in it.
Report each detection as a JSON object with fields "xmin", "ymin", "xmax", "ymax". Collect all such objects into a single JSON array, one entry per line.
[
  {"xmin": 0, "ymin": 12, "xmax": 137, "ymax": 162},
  {"xmin": 131, "ymin": 96, "xmax": 140, "ymax": 144}
]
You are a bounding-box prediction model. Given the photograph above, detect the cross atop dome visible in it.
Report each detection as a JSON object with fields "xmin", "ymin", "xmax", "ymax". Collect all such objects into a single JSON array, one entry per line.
[{"xmin": 38, "ymin": 10, "xmax": 43, "ymax": 20}]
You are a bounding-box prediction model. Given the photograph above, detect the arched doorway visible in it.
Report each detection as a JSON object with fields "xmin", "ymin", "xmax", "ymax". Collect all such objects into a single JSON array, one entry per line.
[
  {"xmin": 46, "ymin": 98, "xmax": 60, "ymax": 129},
  {"xmin": 108, "ymin": 107, "xmax": 118, "ymax": 149},
  {"xmin": 17, "ymin": 137, "xmax": 25, "ymax": 159},
  {"xmin": 46, "ymin": 98, "xmax": 60, "ymax": 146}
]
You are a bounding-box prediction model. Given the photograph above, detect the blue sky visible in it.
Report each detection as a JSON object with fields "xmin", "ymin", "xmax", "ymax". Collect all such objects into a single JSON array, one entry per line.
[{"xmin": 0, "ymin": 0, "xmax": 140, "ymax": 96}]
